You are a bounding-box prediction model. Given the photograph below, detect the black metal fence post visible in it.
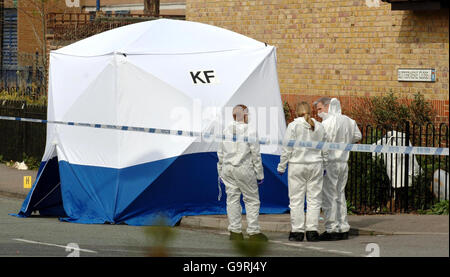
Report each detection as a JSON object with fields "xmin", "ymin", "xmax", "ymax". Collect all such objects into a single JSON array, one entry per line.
[
  {"xmin": 344, "ymin": 121, "xmax": 448, "ymax": 214},
  {"xmin": 0, "ymin": 100, "xmax": 46, "ymax": 163},
  {"xmin": 21, "ymin": 101, "xmax": 26, "ymax": 162},
  {"xmin": 444, "ymin": 124, "xmax": 449, "ymax": 201},
  {"xmin": 404, "ymin": 121, "xmax": 410, "ymax": 212}
]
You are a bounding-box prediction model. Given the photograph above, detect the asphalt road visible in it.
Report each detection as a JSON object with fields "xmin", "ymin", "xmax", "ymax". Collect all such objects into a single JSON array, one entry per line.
[{"xmin": 0, "ymin": 196, "xmax": 448, "ymax": 258}]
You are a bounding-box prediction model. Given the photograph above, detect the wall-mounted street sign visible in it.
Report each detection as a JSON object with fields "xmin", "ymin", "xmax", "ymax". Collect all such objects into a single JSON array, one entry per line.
[{"xmin": 398, "ymin": 68, "xmax": 436, "ymax": 82}]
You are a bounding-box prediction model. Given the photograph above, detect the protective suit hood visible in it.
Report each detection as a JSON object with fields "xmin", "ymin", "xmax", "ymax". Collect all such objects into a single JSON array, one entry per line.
[
  {"xmin": 321, "ymin": 97, "xmax": 362, "ymax": 163},
  {"xmin": 328, "ymin": 98, "xmax": 342, "ymax": 115}
]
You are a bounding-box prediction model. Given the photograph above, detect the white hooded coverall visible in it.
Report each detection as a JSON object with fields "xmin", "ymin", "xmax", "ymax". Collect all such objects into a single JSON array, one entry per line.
[
  {"xmin": 321, "ymin": 98, "xmax": 362, "ymax": 233},
  {"xmin": 217, "ymin": 121, "xmax": 264, "ymax": 235},
  {"xmin": 277, "ymin": 117, "xmax": 328, "ymax": 232}
]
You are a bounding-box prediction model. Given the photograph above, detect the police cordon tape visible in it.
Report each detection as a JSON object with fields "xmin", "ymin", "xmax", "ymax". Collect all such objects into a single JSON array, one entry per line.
[{"xmin": 0, "ymin": 115, "xmax": 448, "ymax": 156}]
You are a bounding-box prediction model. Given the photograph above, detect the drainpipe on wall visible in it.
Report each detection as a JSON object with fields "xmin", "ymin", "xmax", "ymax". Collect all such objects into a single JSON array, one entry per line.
[{"xmin": 96, "ymin": 0, "xmax": 103, "ymax": 17}]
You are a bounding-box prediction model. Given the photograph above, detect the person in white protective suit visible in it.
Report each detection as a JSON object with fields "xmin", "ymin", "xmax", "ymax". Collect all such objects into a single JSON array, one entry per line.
[
  {"xmin": 373, "ymin": 131, "xmax": 421, "ymax": 190},
  {"xmin": 277, "ymin": 102, "xmax": 328, "ymax": 242},
  {"xmin": 217, "ymin": 104, "xmax": 268, "ymax": 242},
  {"xmin": 314, "ymin": 97, "xmax": 362, "ymax": 241}
]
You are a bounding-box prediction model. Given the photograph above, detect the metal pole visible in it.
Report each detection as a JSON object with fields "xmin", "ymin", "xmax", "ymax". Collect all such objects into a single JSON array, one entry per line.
[
  {"xmin": 404, "ymin": 121, "xmax": 410, "ymax": 212},
  {"xmin": 445, "ymin": 124, "xmax": 449, "ymax": 201},
  {"xmin": 431, "ymin": 123, "xmax": 436, "ymax": 206},
  {"xmin": 411, "ymin": 123, "xmax": 417, "ymax": 210}
]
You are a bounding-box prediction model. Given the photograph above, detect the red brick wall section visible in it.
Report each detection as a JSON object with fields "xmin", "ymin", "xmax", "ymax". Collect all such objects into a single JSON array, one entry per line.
[
  {"xmin": 186, "ymin": 0, "xmax": 449, "ymax": 125},
  {"xmin": 17, "ymin": 1, "xmax": 186, "ymax": 62},
  {"xmin": 17, "ymin": 0, "xmax": 80, "ymax": 60}
]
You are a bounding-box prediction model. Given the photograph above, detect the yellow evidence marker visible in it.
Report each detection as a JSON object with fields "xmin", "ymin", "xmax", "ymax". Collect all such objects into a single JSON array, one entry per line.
[{"xmin": 24, "ymin": 176, "xmax": 32, "ymax": 189}]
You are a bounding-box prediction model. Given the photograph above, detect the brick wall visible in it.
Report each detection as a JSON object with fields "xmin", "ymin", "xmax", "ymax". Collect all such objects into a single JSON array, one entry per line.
[
  {"xmin": 186, "ymin": 0, "xmax": 449, "ymax": 124},
  {"xmin": 4, "ymin": 0, "xmax": 15, "ymax": 8},
  {"xmin": 17, "ymin": 0, "xmax": 79, "ymax": 62},
  {"xmin": 83, "ymin": 0, "xmax": 144, "ymax": 5},
  {"xmin": 81, "ymin": 0, "xmax": 185, "ymax": 5},
  {"xmin": 81, "ymin": 0, "xmax": 186, "ymax": 15},
  {"xmin": 17, "ymin": 1, "xmax": 186, "ymax": 64}
]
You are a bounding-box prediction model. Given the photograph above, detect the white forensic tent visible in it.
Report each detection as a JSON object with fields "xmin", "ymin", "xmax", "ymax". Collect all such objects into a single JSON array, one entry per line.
[{"xmin": 16, "ymin": 19, "xmax": 289, "ymax": 225}]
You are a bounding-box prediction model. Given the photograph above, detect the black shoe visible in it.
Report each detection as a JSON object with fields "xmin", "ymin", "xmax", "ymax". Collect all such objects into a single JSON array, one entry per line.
[
  {"xmin": 319, "ymin": 232, "xmax": 339, "ymax": 241},
  {"xmin": 229, "ymin": 231, "xmax": 244, "ymax": 241},
  {"xmin": 337, "ymin": 231, "xmax": 349, "ymax": 240},
  {"xmin": 306, "ymin": 231, "xmax": 320, "ymax": 242},
  {"xmin": 288, "ymin": 232, "xmax": 304, "ymax": 242},
  {"xmin": 248, "ymin": 233, "xmax": 269, "ymax": 242}
]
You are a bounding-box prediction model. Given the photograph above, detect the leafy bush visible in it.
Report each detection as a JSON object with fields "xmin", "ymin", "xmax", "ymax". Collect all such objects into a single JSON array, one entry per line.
[
  {"xmin": 283, "ymin": 101, "xmax": 293, "ymax": 124},
  {"xmin": 22, "ymin": 153, "xmax": 41, "ymax": 170},
  {"xmin": 408, "ymin": 93, "xmax": 436, "ymax": 126},
  {"xmin": 0, "ymin": 90, "xmax": 47, "ymax": 105},
  {"xmin": 370, "ymin": 92, "xmax": 410, "ymax": 128},
  {"xmin": 349, "ymin": 92, "xmax": 436, "ymax": 127},
  {"xmin": 417, "ymin": 200, "xmax": 449, "ymax": 215},
  {"xmin": 346, "ymin": 200, "xmax": 357, "ymax": 215}
]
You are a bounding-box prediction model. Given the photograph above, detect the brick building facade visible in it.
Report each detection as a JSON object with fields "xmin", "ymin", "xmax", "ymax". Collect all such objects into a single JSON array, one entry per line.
[
  {"xmin": 81, "ymin": 0, "xmax": 185, "ymax": 15},
  {"xmin": 3, "ymin": 0, "xmax": 185, "ymax": 65},
  {"xmin": 186, "ymin": 0, "xmax": 449, "ymax": 124},
  {"xmin": 17, "ymin": 0, "xmax": 78, "ymax": 62}
]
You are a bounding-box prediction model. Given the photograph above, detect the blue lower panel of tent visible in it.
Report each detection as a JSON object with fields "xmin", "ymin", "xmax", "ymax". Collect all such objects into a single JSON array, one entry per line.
[{"xmin": 15, "ymin": 153, "xmax": 289, "ymax": 226}]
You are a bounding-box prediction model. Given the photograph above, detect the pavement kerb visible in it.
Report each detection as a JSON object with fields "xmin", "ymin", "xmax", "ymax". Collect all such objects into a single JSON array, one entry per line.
[
  {"xmin": 0, "ymin": 191, "xmax": 27, "ymax": 200},
  {"xmin": 179, "ymin": 216, "xmax": 449, "ymax": 236},
  {"xmin": 349, "ymin": 228, "xmax": 449, "ymax": 236},
  {"xmin": 349, "ymin": 228, "xmax": 393, "ymax": 236},
  {"xmin": 179, "ymin": 215, "xmax": 392, "ymax": 236}
]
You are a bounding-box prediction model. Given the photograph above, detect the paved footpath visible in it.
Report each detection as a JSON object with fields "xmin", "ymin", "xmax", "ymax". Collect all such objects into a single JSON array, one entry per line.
[
  {"xmin": 1, "ymin": 164, "xmax": 448, "ymax": 238},
  {"xmin": 0, "ymin": 164, "xmax": 36, "ymax": 199},
  {"xmin": 180, "ymin": 213, "xmax": 449, "ymax": 237}
]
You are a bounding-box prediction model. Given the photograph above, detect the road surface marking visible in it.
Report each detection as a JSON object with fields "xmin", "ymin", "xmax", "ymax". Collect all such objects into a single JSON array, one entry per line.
[
  {"xmin": 216, "ymin": 231, "xmax": 362, "ymax": 257},
  {"xmin": 326, "ymin": 249, "xmax": 353, "ymax": 255},
  {"xmin": 12, "ymin": 238, "xmax": 97, "ymax": 254},
  {"xmin": 304, "ymin": 246, "xmax": 324, "ymax": 250},
  {"xmin": 270, "ymin": 239, "xmax": 357, "ymax": 257}
]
